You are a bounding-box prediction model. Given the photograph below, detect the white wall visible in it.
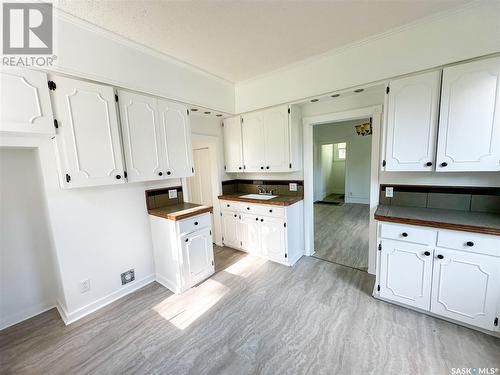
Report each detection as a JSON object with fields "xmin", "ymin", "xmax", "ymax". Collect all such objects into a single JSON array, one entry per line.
[
  {"xmin": 314, "ymin": 120, "xmax": 372, "ymax": 204},
  {"xmin": 0, "ymin": 148, "xmax": 58, "ymax": 329},
  {"xmin": 50, "ymin": 10, "xmax": 234, "ymax": 113},
  {"xmin": 235, "ymin": 2, "xmax": 500, "ymax": 112}
]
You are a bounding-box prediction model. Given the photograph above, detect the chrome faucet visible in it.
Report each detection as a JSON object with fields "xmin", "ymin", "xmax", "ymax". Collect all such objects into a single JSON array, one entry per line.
[{"xmin": 257, "ymin": 186, "xmax": 266, "ymax": 194}]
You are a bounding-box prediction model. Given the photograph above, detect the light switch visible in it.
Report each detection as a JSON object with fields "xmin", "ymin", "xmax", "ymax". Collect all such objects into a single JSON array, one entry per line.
[
  {"xmin": 168, "ymin": 189, "xmax": 178, "ymax": 199},
  {"xmin": 289, "ymin": 183, "xmax": 298, "ymax": 192},
  {"xmin": 385, "ymin": 187, "xmax": 394, "ymax": 198}
]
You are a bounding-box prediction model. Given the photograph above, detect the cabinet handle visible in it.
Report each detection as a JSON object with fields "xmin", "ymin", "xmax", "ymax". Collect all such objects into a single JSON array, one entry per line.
[
  {"xmin": 158, "ymin": 172, "xmax": 163, "ymax": 176},
  {"xmin": 233, "ymin": 214, "xmax": 237, "ymax": 218},
  {"xmin": 266, "ymin": 166, "xmax": 270, "ymax": 170},
  {"xmin": 167, "ymin": 171, "xmax": 171, "ymax": 175},
  {"xmin": 260, "ymin": 166, "xmax": 264, "ymax": 170},
  {"xmin": 194, "ymin": 221, "xmax": 198, "ymax": 226},
  {"xmin": 247, "ymin": 207, "xmax": 250, "ymax": 210},
  {"xmin": 425, "ymin": 162, "xmax": 433, "ymax": 167},
  {"xmin": 115, "ymin": 174, "xmax": 122, "ymax": 179},
  {"xmin": 440, "ymin": 162, "xmax": 448, "ymax": 167},
  {"xmin": 437, "ymin": 254, "xmax": 444, "ymax": 259},
  {"xmin": 260, "ymin": 218, "xmax": 264, "ymax": 222},
  {"xmin": 255, "ymin": 218, "xmax": 258, "ymax": 221},
  {"xmin": 401, "ymin": 232, "xmax": 408, "ymax": 237},
  {"xmin": 466, "ymin": 241, "xmax": 474, "ymax": 247},
  {"xmin": 239, "ymin": 166, "xmax": 242, "ymax": 170},
  {"xmin": 185, "ymin": 238, "xmax": 189, "ymax": 242},
  {"xmin": 424, "ymin": 251, "xmax": 431, "ymax": 256},
  {"xmin": 269, "ymin": 209, "xmax": 273, "ymax": 213},
  {"xmin": 227, "ymin": 204, "xmax": 230, "ymax": 207}
]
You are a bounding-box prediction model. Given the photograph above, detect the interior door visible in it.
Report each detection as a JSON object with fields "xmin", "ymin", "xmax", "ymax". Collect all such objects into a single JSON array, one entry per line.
[
  {"xmin": 157, "ymin": 99, "xmax": 194, "ymax": 178},
  {"xmin": 379, "ymin": 239, "xmax": 433, "ymax": 310},
  {"xmin": 181, "ymin": 228, "xmax": 214, "ymax": 287},
  {"xmin": 430, "ymin": 248, "xmax": 500, "ymax": 330},
  {"xmin": 240, "ymin": 213, "xmax": 261, "ymax": 254},
  {"xmin": 51, "ymin": 76, "xmax": 125, "ymax": 188},
  {"xmin": 260, "ymin": 216, "xmax": 286, "ymax": 262},
  {"xmin": 263, "ymin": 105, "xmax": 290, "ymax": 172},
  {"xmin": 436, "ymin": 56, "xmax": 500, "ymax": 172},
  {"xmin": 384, "ymin": 71, "xmax": 440, "ymax": 171},
  {"xmin": 117, "ymin": 90, "xmax": 163, "ymax": 182},
  {"xmin": 221, "ymin": 211, "xmax": 240, "ymax": 249},
  {"xmin": 241, "ymin": 112, "xmax": 265, "ymax": 172},
  {"xmin": 1, "ymin": 67, "xmax": 54, "ymax": 135},
  {"xmin": 223, "ymin": 116, "xmax": 244, "ymax": 172}
]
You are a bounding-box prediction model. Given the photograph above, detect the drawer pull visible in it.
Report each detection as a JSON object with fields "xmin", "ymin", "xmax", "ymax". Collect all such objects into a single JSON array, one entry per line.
[
  {"xmin": 401, "ymin": 232, "xmax": 408, "ymax": 237},
  {"xmin": 269, "ymin": 209, "xmax": 273, "ymax": 213},
  {"xmin": 227, "ymin": 204, "xmax": 230, "ymax": 207},
  {"xmin": 247, "ymin": 207, "xmax": 250, "ymax": 210},
  {"xmin": 424, "ymin": 251, "xmax": 431, "ymax": 256},
  {"xmin": 440, "ymin": 162, "xmax": 448, "ymax": 167},
  {"xmin": 437, "ymin": 254, "xmax": 444, "ymax": 260},
  {"xmin": 194, "ymin": 221, "xmax": 198, "ymax": 226},
  {"xmin": 158, "ymin": 172, "xmax": 163, "ymax": 176},
  {"xmin": 167, "ymin": 171, "xmax": 171, "ymax": 175},
  {"xmin": 466, "ymin": 241, "xmax": 474, "ymax": 247},
  {"xmin": 255, "ymin": 218, "xmax": 259, "ymax": 221},
  {"xmin": 260, "ymin": 219, "xmax": 264, "ymax": 222},
  {"xmin": 425, "ymin": 162, "xmax": 433, "ymax": 167},
  {"xmin": 185, "ymin": 238, "xmax": 189, "ymax": 242},
  {"xmin": 233, "ymin": 214, "xmax": 237, "ymax": 218}
]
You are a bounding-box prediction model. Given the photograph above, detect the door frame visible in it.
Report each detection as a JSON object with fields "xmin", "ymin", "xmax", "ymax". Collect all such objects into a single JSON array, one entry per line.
[
  {"xmin": 303, "ymin": 105, "xmax": 382, "ymax": 274},
  {"xmin": 182, "ymin": 134, "xmax": 223, "ymax": 247},
  {"xmin": 314, "ymin": 140, "xmax": 349, "ymax": 202}
]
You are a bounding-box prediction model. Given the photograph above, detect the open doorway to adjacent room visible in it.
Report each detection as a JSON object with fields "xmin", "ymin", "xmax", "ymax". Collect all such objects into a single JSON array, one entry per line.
[{"xmin": 312, "ymin": 118, "xmax": 372, "ymax": 271}]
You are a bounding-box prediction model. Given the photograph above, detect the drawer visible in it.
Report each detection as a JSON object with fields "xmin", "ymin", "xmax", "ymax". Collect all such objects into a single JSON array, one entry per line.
[
  {"xmin": 437, "ymin": 230, "xmax": 500, "ymax": 257},
  {"xmin": 177, "ymin": 213, "xmax": 211, "ymax": 234},
  {"xmin": 380, "ymin": 223, "xmax": 437, "ymax": 245},
  {"xmin": 244, "ymin": 204, "xmax": 285, "ymax": 218},
  {"xmin": 220, "ymin": 200, "xmax": 244, "ymax": 212}
]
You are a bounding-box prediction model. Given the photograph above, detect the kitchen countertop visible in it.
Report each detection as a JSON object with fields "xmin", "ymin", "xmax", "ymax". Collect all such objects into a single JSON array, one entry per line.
[
  {"xmin": 148, "ymin": 203, "xmax": 213, "ymax": 221},
  {"xmin": 375, "ymin": 205, "xmax": 500, "ymax": 236},
  {"xmin": 218, "ymin": 194, "xmax": 303, "ymax": 206}
]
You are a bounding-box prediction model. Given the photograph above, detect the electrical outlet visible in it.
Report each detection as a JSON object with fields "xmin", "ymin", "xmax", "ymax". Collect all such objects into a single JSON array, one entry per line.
[
  {"xmin": 289, "ymin": 183, "xmax": 297, "ymax": 192},
  {"xmin": 385, "ymin": 187, "xmax": 394, "ymax": 198},
  {"xmin": 168, "ymin": 189, "xmax": 178, "ymax": 199},
  {"xmin": 121, "ymin": 269, "xmax": 135, "ymax": 285},
  {"xmin": 80, "ymin": 279, "xmax": 91, "ymax": 293}
]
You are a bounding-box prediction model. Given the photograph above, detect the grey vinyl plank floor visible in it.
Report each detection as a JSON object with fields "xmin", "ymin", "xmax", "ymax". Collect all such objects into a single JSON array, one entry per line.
[
  {"xmin": 1, "ymin": 246, "xmax": 499, "ymax": 375},
  {"xmin": 314, "ymin": 203, "xmax": 370, "ymax": 270}
]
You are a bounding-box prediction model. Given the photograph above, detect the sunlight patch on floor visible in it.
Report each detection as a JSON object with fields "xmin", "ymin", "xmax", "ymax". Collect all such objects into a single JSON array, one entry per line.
[
  {"xmin": 223, "ymin": 253, "xmax": 268, "ymax": 277},
  {"xmin": 153, "ymin": 278, "xmax": 229, "ymax": 330}
]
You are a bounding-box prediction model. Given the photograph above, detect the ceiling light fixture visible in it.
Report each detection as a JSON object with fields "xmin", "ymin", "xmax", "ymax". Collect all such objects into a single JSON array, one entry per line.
[
  {"xmin": 204, "ymin": 111, "xmax": 211, "ymax": 114},
  {"xmin": 331, "ymin": 94, "xmax": 340, "ymax": 98},
  {"xmin": 354, "ymin": 89, "xmax": 364, "ymax": 93},
  {"xmin": 216, "ymin": 114, "xmax": 222, "ymax": 117},
  {"xmin": 191, "ymin": 108, "xmax": 198, "ymax": 111},
  {"xmin": 310, "ymin": 99, "xmax": 319, "ymax": 102}
]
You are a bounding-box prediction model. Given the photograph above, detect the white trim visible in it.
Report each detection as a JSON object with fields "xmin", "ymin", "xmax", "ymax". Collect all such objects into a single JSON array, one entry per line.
[
  {"xmin": 303, "ymin": 105, "xmax": 382, "ymax": 275},
  {"xmin": 0, "ymin": 301, "xmax": 56, "ymax": 331},
  {"xmin": 61, "ymin": 274, "xmax": 155, "ymax": 325},
  {"xmin": 155, "ymin": 274, "xmax": 180, "ymax": 294}
]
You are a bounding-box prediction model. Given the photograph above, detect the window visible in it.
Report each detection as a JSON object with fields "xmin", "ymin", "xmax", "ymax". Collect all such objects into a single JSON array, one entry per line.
[{"xmin": 335, "ymin": 142, "xmax": 346, "ymax": 161}]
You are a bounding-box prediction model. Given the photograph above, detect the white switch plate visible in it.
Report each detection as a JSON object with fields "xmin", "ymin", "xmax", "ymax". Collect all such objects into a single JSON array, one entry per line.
[
  {"xmin": 168, "ymin": 189, "xmax": 178, "ymax": 199},
  {"xmin": 385, "ymin": 187, "xmax": 394, "ymax": 198},
  {"xmin": 80, "ymin": 279, "xmax": 91, "ymax": 293},
  {"xmin": 289, "ymin": 183, "xmax": 297, "ymax": 192}
]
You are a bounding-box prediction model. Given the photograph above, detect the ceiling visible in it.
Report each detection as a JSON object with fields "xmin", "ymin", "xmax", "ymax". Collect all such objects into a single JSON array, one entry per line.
[{"xmin": 55, "ymin": 0, "xmax": 468, "ymax": 83}]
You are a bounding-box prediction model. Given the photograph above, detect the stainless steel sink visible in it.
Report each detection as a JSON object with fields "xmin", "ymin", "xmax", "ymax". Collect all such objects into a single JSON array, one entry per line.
[{"xmin": 239, "ymin": 194, "xmax": 277, "ymax": 200}]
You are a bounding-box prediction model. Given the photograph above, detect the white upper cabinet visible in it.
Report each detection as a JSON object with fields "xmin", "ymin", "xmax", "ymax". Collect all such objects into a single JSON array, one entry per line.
[
  {"xmin": 436, "ymin": 57, "xmax": 500, "ymax": 172},
  {"xmin": 157, "ymin": 99, "xmax": 194, "ymax": 178},
  {"xmin": 1, "ymin": 68, "xmax": 54, "ymax": 135},
  {"xmin": 384, "ymin": 71, "xmax": 440, "ymax": 171},
  {"xmin": 222, "ymin": 116, "xmax": 244, "ymax": 173},
  {"xmin": 263, "ymin": 105, "xmax": 290, "ymax": 172},
  {"xmin": 51, "ymin": 76, "xmax": 125, "ymax": 188},
  {"xmin": 241, "ymin": 111, "xmax": 266, "ymax": 172},
  {"xmin": 117, "ymin": 90, "xmax": 162, "ymax": 182}
]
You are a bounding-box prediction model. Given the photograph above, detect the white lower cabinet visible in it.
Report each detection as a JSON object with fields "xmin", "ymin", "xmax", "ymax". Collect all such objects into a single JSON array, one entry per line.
[
  {"xmin": 150, "ymin": 212, "xmax": 214, "ymax": 294},
  {"xmin": 379, "ymin": 239, "xmax": 433, "ymax": 310},
  {"xmin": 220, "ymin": 199, "xmax": 304, "ymax": 266},
  {"xmin": 430, "ymin": 248, "xmax": 500, "ymax": 331},
  {"xmin": 377, "ymin": 222, "xmax": 500, "ymax": 333}
]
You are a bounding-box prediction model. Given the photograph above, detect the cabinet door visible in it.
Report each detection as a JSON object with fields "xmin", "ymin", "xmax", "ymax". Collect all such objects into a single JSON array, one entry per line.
[
  {"xmin": 157, "ymin": 99, "xmax": 194, "ymax": 178},
  {"xmin": 221, "ymin": 211, "xmax": 240, "ymax": 249},
  {"xmin": 379, "ymin": 239, "xmax": 433, "ymax": 310},
  {"xmin": 384, "ymin": 71, "xmax": 440, "ymax": 171},
  {"xmin": 51, "ymin": 76, "xmax": 125, "ymax": 188},
  {"xmin": 260, "ymin": 216, "xmax": 287, "ymax": 263},
  {"xmin": 181, "ymin": 228, "xmax": 214, "ymax": 287},
  {"xmin": 431, "ymin": 248, "xmax": 500, "ymax": 330},
  {"xmin": 240, "ymin": 213, "xmax": 261, "ymax": 254},
  {"xmin": 436, "ymin": 57, "xmax": 500, "ymax": 172},
  {"xmin": 1, "ymin": 67, "xmax": 54, "ymax": 135},
  {"xmin": 223, "ymin": 116, "xmax": 244, "ymax": 173},
  {"xmin": 117, "ymin": 90, "xmax": 163, "ymax": 182},
  {"xmin": 241, "ymin": 112, "xmax": 266, "ymax": 172},
  {"xmin": 263, "ymin": 105, "xmax": 290, "ymax": 172}
]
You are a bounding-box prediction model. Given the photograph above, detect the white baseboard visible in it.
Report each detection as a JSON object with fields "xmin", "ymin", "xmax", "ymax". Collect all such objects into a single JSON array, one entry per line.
[
  {"xmin": 0, "ymin": 300, "xmax": 56, "ymax": 331},
  {"xmin": 155, "ymin": 274, "xmax": 180, "ymax": 294},
  {"xmin": 62, "ymin": 274, "xmax": 155, "ymax": 325},
  {"xmin": 345, "ymin": 196, "xmax": 369, "ymax": 204}
]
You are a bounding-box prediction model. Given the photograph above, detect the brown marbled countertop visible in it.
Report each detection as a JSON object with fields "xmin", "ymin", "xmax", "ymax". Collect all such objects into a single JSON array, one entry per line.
[
  {"xmin": 218, "ymin": 194, "xmax": 303, "ymax": 206},
  {"xmin": 375, "ymin": 205, "xmax": 500, "ymax": 236},
  {"xmin": 149, "ymin": 203, "xmax": 213, "ymax": 221}
]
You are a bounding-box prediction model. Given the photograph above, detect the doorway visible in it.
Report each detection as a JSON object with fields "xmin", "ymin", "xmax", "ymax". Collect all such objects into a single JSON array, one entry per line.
[{"xmin": 315, "ymin": 142, "xmax": 346, "ymax": 205}]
